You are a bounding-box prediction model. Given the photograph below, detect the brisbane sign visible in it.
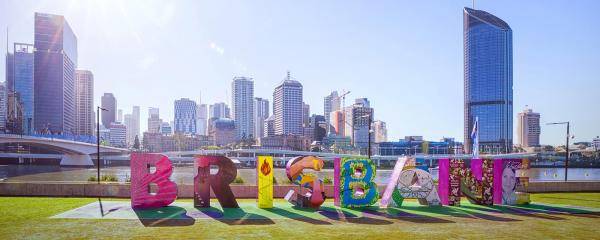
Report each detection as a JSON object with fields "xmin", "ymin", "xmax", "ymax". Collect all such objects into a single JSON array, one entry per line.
[{"xmin": 130, "ymin": 153, "xmax": 530, "ymax": 210}]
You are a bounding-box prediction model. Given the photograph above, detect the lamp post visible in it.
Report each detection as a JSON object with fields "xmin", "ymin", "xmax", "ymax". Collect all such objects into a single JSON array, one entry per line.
[
  {"xmin": 547, "ymin": 121, "xmax": 570, "ymax": 182},
  {"xmin": 97, "ymin": 106, "xmax": 108, "ymax": 184}
]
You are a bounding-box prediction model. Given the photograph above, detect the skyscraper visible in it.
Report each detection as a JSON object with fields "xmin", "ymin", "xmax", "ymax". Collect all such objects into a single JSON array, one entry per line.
[
  {"xmin": 131, "ymin": 106, "xmax": 140, "ymax": 140},
  {"xmin": 324, "ymin": 91, "xmax": 341, "ymax": 134},
  {"xmin": 174, "ymin": 98, "xmax": 196, "ymax": 134},
  {"xmin": 351, "ymin": 98, "xmax": 374, "ymax": 152},
  {"xmin": 254, "ymin": 97, "xmax": 269, "ymax": 139},
  {"xmin": 147, "ymin": 107, "xmax": 161, "ymax": 133},
  {"xmin": 273, "ymin": 71, "xmax": 303, "ymax": 136},
  {"xmin": 124, "ymin": 113, "xmax": 134, "ymax": 146},
  {"xmin": 373, "ymin": 120, "xmax": 388, "ymax": 143},
  {"xmin": 231, "ymin": 77, "xmax": 254, "ymax": 140},
  {"xmin": 117, "ymin": 109, "xmax": 123, "ymax": 123},
  {"xmin": 464, "ymin": 7, "xmax": 513, "ymax": 153},
  {"xmin": 209, "ymin": 102, "xmax": 230, "ymax": 119},
  {"xmin": 0, "ymin": 82, "xmax": 6, "ymax": 132},
  {"xmin": 329, "ymin": 110, "xmax": 344, "ymax": 136},
  {"xmin": 302, "ymin": 102, "xmax": 310, "ymax": 127},
  {"xmin": 75, "ymin": 70, "xmax": 94, "ymax": 136},
  {"xmin": 8, "ymin": 43, "xmax": 35, "ymax": 134},
  {"xmin": 34, "ymin": 13, "xmax": 78, "ymax": 134},
  {"xmin": 196, "ymin": 104, "xmax": 208, "ymax": 135},
  {"xmin": 517, "ymin": 107, "xmax": 540, "ymax": 148},
  {"xmin": 101, "ymin": 93, "xmax": 116, "ymax": 127}
]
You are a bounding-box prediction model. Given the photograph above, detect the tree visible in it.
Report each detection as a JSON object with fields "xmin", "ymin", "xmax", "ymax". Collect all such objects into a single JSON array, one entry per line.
[{"xmin": 133, "ymin": 135, "xmax": 140, "ymax": 150}]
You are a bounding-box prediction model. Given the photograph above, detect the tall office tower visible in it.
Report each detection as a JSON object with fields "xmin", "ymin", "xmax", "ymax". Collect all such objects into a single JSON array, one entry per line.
[
  {"xmin": 464, "ymin": 7, "xmax": 513, "ymax": 154},
  {"xmin": 231, "ymin": 77, "xmax": 254, "ymax": 140},
  {"xmin": 329, "ymin": 110, "xmax": 345, "ymax": 136},
  {"xmin": 209, "ymin": 102, "xmax": 230, "ymax": 119},
  {"xmin": 74, "ymin": 70, "xmax": 94, "ymax": 136},
  {"xmin": 34, "ymin": 13, "xmax": 78, "ymax": 134},
  {"xmin": 373, "ymin": 120, "xmax": 388, "ymax": 143},
  {"xmin": 273, "ymin": 71, "xmax": 303, "ymax": 135},
  {"xmin": 343, "ymin": 106, "xmax": 353, "ymax": 138},
  {"xmin": 302, "ymin": 102, "xmax": 310, "ymax": 127},
  {"xmin": 0, "ymin": 82, "xmax": 6, "ymax": 132},
  {"xmin": 517, "ymin": 107, "xmax": 541, "ymax": 148},
  {"xmin": 7, "ymin": 43, "xmax": 35, "ymax": 134},
  {"xmin": 324, "ymin": 91, "xmax": 341, "ymax": 134},
  {"xmin": 147, "ymin": 107, "xmax": 162, "ymax": 133},
  {"xmin": 131, "ymin": 106, "xmax": 140, "ymax": 141},
  {"xmin": 101, "ymin": 93, "xmax": 116, "ymax": 127},
  {"xmin": 117, "ymin": 109, "xmax": 123, "ymax": 123},
  {"xmin": 263, "ymin": 115, "xmax": 275, "ymax": 137},
  {"xmin": 124, "ymin": 113, "xmax": 134, "ymax": 146},
  {"xmin": 254, "ymin": 97, "xmax": 269, "ymax": 139},
  {"xmin": 351, "ymin": 98, "xmax": 374, "ymax": 151},
  {"xmin": 174, "ymin": 98, "xmax": 197, "ymax": 134},
  {"xmin": 108, "ymin": 122, "xmax": 127, "ymax": 148},
  {"xmin": 195, "ymin": 104, "xmax": 208, "ymax": 135}
]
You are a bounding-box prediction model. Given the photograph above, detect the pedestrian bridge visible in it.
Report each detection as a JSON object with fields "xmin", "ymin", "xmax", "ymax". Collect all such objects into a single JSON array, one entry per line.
[{"xmin": 0, "ymin": 134, "xmax": 129, "ymax": 166}]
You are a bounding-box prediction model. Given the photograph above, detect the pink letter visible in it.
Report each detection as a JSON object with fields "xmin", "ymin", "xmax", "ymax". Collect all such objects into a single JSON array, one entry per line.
[{"xmin": 130, "ymin": 153, "xmax": 178, "ymax": 209}]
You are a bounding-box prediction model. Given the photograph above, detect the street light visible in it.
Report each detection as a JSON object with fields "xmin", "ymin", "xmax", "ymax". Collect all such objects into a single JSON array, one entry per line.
[
  {"xmin": 547, "ymin": 121, "xmax": 570, "ymax": 182},
  {"xmin": 97, "ymin": 106, "xmax": 108, "ymax": 184}
]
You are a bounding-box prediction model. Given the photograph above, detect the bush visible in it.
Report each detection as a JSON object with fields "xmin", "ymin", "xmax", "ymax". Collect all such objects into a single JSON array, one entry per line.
[
  {"xmin": 233, "ymin": 176, "xmax": 245, "ymax": 184},
  {"xmin": 273, "ymin": 176, "xmax": 278, "ymax": 185},
  {"xmin": 87, "ymin": 176, "xmax": 97, "ymax": 182},
  {"xmin": 323, "ymin": 176, "xmax": 333, "ymax": 185},
  {"xmin": 88, "ymin": 175, "xmax": 118, "ymax": 182}
]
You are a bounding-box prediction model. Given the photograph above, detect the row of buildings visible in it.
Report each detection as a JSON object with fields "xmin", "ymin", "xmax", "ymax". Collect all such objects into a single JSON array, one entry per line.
[{"xmin": 1, "ymin": 13, "xmax": 96, "ymax": 139}]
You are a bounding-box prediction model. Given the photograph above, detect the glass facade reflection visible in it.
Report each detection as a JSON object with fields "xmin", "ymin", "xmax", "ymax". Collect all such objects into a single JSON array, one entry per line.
[
  {"xmin": 12, "ymin": 43, "xmax": 35, "ymax": 134},
  {"xmin": 463, "ymin": 7, "xmax": 513, "ymax": 153},
  {"xmin": 34, "ymin": 13, "xmax": 77, "ymax": 134}
]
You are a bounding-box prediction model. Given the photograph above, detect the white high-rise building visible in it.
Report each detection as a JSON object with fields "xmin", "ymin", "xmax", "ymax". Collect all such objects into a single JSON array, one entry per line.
[
  {"xmin": 324, "ymin": 91, "xmax": 340, "ymax": 134},
  {"xmin": 74, "ymin": 70, "xmax": 94, "ymax": 136},
  {"xmin": 273, "ymin": 71, "xmax": 303, "ymax": 136},
  {"xmin": 196, "ymin": 104, "xmax": 208, "ymax": 135},
  {"xmin": 117, "ymin": 109, "xmax": 123, "ymax": 123},
  {"xmin": 373, "ymin": 120, "xmax": 387, "ymax": 143},
  {"xmin": 231, "ymin": 77, "xmax": 254, "ymax": 140},
  {"xmin": 147, "ymin": 107, "xmax": 161, "ymax": 133},
  {"xmin": 174, "ymin": 98, "xmax": 197, "ymax": 134},
  {"xmin": 302, "ymin": 102, "xmax": 310, "ymax": 127},
  {"xmin": 124, "ymin": 113, "xmax": 134, "ymax": 147},
  {"xmin": 0, "ymin": 82, "xmax": 6, "ymax": 132},
  {"xmin": 517, "ymin": 107, "xmax": 541, "ymax": 148},
  {"xmin": 131, "ymin": 106, "xmax": 140, "ymax": 141},
  {"xmin": 254, "ymin": 97, "xmax": 269, "ymax": 139}
]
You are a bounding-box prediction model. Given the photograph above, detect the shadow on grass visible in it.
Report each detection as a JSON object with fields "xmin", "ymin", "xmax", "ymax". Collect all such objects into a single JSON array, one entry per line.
[
  {"xmin": 317, "ymin": 206, "xmax": 394, "ymax": 225},
  {"xmin": 264, "ymin": 207, "xmax": 332, "ymax": 225},
  {"xmin": 365, "ymin": 207, "xmax": 454, "ymax": 224},
  {"xmin": 461, "ymin": 204, "xmax": 565, "ymax": 221},
  {"xmin": 134, "ymin": 206, "xmax": 195, "ymax": 227},
  {"xmin": 196, "ymin": 207, "xmax": 275, "ymax": 225},
  {"xmin": 452, "ymin": 206, "xmax": 521, "ymax": 222},
  {"xmin": 513, "ymin": 204, "xmax": 600, "ymax": 219}
]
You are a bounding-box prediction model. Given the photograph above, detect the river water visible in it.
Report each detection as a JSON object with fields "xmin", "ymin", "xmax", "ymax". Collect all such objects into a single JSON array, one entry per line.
[{"xmin": 1, "ymin": 165, "xmax": 599, "ymax": 184}]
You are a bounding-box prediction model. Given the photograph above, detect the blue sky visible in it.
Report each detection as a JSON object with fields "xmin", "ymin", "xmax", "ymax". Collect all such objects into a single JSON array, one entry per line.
[{"xmin": 1, "ymin": 0, "xmax": 598, "ymax": 145}]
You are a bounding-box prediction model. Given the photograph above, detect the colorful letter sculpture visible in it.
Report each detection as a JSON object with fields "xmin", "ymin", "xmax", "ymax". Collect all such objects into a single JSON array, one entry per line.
[
  {"xmin": 493, "ymin": 158, "xmax": 530, "ymax": 205},
  {"xmin": 257, "ymin": 156, "xmax": 273, "ymax": 208},
  {"xmin": 338, "ymin": 157, "xmax": 379, "ymax": 208},
  {"xmin": 381, "ymin": 157, "xmax": 440, "ymax": 208},
  {"xmin": 439, "ymin": 158, "xmax": 494, "ymax": 206},
  {"xmin": 380, "ymin": 157, "xmax": 408, "ymax": 208},
  {"xmin": 284, "ymin": 156, "xmax": 326, "ymax": 209},
  {"xmin": 130, "ymin": 153, "xmax": 178, "ymax": 209},
  {"xmin": 194, "ymin": 156, "xmax": 239, "ymax": 208},
  {"xmin": 439, "ymin": 158, "xmax": 530, "ymax": 206}
]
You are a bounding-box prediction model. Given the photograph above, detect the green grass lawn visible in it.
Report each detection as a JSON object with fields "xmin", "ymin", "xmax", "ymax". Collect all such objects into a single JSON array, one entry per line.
[{"xmin": 1, "ymin": 193, "xmax": 599, "ymax": 239}]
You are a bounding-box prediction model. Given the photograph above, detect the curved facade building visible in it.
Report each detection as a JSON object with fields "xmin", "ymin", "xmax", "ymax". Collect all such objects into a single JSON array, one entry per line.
[{"xmin": 463, "ymin": 7, "xmax": 513, "ymax": 154}]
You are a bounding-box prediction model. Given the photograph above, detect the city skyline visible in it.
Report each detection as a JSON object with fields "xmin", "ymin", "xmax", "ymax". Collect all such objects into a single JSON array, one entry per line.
[{"xmin": 1, "ymin": 1, "xmax": 599, "ymax": 145}]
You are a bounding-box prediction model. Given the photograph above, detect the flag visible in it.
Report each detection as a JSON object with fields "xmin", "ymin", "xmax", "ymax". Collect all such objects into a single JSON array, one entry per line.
[{"xmin": 471, "ymin": 117, "xmax": 479, "ymax": 156}]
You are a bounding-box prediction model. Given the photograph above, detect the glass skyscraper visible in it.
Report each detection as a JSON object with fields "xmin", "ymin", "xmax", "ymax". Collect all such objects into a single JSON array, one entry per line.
[
  {"xmin": 464, "ymin": 7, "xmax": 513, "ymax": 154},
  {"xmin": 11, "ymin": 43, "xmax": 35, "ymax": 134},
  {"xmin": 34, "ymin": 13, "xmax": 78, "ymax": 134}
]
